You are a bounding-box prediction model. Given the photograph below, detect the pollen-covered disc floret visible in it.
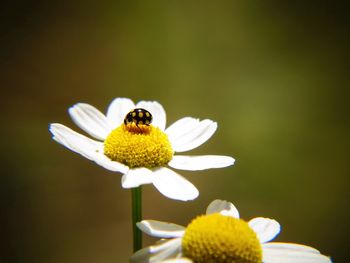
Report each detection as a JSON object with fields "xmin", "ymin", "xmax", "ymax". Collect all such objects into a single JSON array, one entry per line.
[
  {"xmin": 104, "ymin": 123, "xmax": 173, "ymax": 168},
  {"xmin": 182, "ymin": 213, "xmax": 262, "ymax": 263}
]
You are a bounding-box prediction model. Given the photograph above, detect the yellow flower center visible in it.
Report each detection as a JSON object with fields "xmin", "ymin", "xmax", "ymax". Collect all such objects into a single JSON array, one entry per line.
[
  {"xmin": 104, "ymin": 123, "xmax": 173, "ymax": 168},
  {"xmin": 182, "ymin": 213, "xmax": 262, "ymax": 263}
]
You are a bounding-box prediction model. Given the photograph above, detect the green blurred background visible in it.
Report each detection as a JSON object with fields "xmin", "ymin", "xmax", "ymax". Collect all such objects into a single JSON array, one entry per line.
[{"xmin": 1, "ymin": 1, "xmax": 349, "ymax": 262}]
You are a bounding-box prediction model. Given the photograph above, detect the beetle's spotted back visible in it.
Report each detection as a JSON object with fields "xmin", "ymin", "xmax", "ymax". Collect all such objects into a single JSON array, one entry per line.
[{"xmin": 124, "ymin": 108, "xmax": 153, "ymax": 126}]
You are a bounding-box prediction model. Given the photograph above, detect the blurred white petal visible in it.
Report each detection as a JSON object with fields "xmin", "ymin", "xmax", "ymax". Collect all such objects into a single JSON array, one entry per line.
[
  {"xmin": 50, "ymin": 123, "xmax": 102, "ymax": 160},
  {"xmin": 152, "ymin": 168, "xmax": 199, "ymax": 201},
  {"xmin": 136, "ymin": 100, "xmax": 166, "ymax": 130},
  {"xmin": 263, "ymin": 242, "xmax": 332, "ymax": 263},
  {"xmin": 169, "ymin": 155, "xmax": 235, "ymax": 171},
  {"xmin": 149, "ymin": 238, "xmax": 182, "ymax": 262},
  {"xmin": 106, "ymin": 97, "xmax": 135, "ymax": 127},
  {"xmin": 137, "ymin": 220, "xmax": 185, "ymax": 238},
  {"xmin": 249, "ymin": 217, "xmax": 280, "ymax": 243},
  {"xmin": 165, "ymin": 117, "xmax": 200, "ymax": 141},
  {"xmin": 69, "ymin": 103, "xmax": 113, "ymax": 140},
  {"xmin": 263, "ymin": 243, "xmax": 320, "ymax": 254},
  {"xmin": 130, "ymin": 238, "xmax": 182, "ymax": 263},
  {"xmin": 121, "ymin": 168, "xmax": 154, "ymax": 188},
  {"xmin": 206, "ymin": 199, "xmax": 240, "ymax": 218},
  {"xmin": 50, "ymin": 123, "xmax": 128, "ymax": 173},
  {"xmin": 93, "ymin": 152, "xmax": 129, "ymax": 173},
  {"xmin": 162, "ymin": 258, "xmax": 192, "ymax": 263},
  {"xmin": 166, "ymin": 119, "xmax": 217, "ymax": 152},
  {"xmin": 130, "ymin": 246, "xmax": 152, "ymax": 263}
]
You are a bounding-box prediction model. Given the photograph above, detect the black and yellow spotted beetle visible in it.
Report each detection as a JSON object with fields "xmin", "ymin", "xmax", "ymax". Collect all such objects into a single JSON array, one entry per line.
[{"xmin": 124, "ymin": 108, "xmax": 153, "ymax": 126}]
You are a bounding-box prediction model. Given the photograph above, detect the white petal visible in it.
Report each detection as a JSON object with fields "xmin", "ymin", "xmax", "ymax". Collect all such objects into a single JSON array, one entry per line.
[
  {"xmin": 162, "ymin": 259, "xmax": 192, "ymax": 263},
  {"xmin": 106, "ymin": 97, "xmax": 135, "ymax": 127},
  {"xmin": 152, "ymin": 168, "xmax": 199, "ymax": 201},
  {"xmin": 136, "ymin": 100, "xmax": 166, "ymax": 130},
  {"xmin": 121, "ymin": 168, "xmax": 154, "ymax": 188},
  {"xmin": 68, "ymin": 103, "xmax": 113, "ymax": 140},
  {"xmin": 50, "ymin": 123, "xmax": 128, "ymax": 173},
  {"xmin": 130, "ymin": 238, "xmax": 182, "ymax": 263},
  {"xmin": 149, "ymin": 238, "xmax": 182, "ymax": 262},
  {"xmin": 50, "ymin": 123, "xmax": 100, "ymax": 160},
  {"xmin": 168, "ymin": 155, "xmax": 235, "ymax": 171},
  {"xmin": 130, "ymin": 246, "xmax": 152, "ymax": 263},
  {"xmin": 166, "ymin": 118, "xmax": 217, "ymax": 152},
  {"xmin": 263, "ymin": 243, "xmax": 321, "ymax": 254},
  {"xmin": 165, "ymin": 118, "xmax": 200, "ymax": 146},
  {"xmin": 137, "ymin": 220, "xmax": 185, "ymax": 238},
  {"xmin": 93, "ymin": 153, "xmax": 129, "ymax": 173},
  {"xmin": 206, "ymin": 199, "xmax": 240, "ymax": 218},
  {"xmin": 263, "ymin": 242, "xmax": 332, "ymax": 263},
  {"xmin": 249, "ymin": 217, "xmax": 280, "ymax": 243}
]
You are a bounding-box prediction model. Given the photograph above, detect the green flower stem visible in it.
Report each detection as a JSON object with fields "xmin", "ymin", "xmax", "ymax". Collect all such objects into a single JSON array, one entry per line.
[{"xmin": 131, "ymin": 186, "xmax": 142, "ymax": 252}]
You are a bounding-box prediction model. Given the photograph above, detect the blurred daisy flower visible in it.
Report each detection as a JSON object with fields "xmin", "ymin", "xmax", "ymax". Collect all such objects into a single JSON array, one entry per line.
[
  {"xmin": 49, "ymin": 98, "xmax": 234, "ymax": 201},
  {"xmin": 131, "ymin": 199, "xmax": 332, "ymax": 263}
]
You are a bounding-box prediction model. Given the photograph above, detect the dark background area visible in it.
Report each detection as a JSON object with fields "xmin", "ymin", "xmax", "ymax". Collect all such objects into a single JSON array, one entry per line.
[{"xmin": 1, "ymin": 1, "xmax": 349, "ymax": 262}]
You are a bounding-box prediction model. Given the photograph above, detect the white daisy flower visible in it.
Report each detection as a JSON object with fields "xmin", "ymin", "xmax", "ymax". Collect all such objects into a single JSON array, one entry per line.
[
  {"xmin": 49, "ymin": 98, "xmax": 235, "ymax": 201},
  {"xmin": 131, "ymin": 199, "xmax": 332, "ymax": 263}
]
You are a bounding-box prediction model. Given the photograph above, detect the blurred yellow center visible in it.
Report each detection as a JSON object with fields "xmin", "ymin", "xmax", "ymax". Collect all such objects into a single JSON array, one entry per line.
[
  {"xmin": 182, "ymin": 213, "xmax": 262, "ymax": 263},
  {"xmin": 104, "ymin": 124, "xmax": 173, "ymax": 168}
]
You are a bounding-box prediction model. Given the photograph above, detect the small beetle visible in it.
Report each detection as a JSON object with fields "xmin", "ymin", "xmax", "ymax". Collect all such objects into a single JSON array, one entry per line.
[{"xmin": 124, "ymin": 108, "xmax": 153, "ymax": 126}]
